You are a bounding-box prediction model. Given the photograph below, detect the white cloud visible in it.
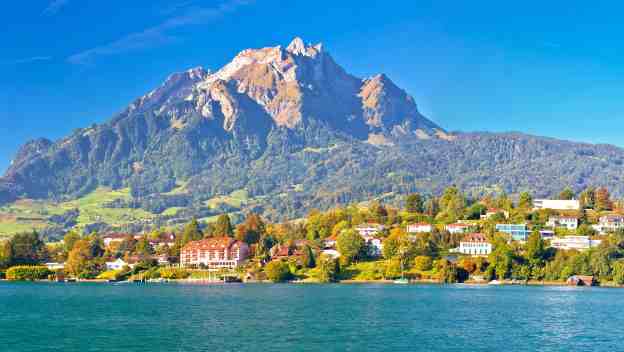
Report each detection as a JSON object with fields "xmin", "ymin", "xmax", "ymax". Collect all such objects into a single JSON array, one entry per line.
[
  {"xmin": 42, "ymin": 0, "xmax": 70, "ymax": 16},
  {"xmin": 67, "ymin": 0, "xmax": 254, "ymax": 65}
]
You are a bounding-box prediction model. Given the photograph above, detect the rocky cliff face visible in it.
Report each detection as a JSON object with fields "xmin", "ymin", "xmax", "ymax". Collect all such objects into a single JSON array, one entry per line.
[{"xmin": 1, "ymin": 37, "xmax": 442, "ymax": 203}]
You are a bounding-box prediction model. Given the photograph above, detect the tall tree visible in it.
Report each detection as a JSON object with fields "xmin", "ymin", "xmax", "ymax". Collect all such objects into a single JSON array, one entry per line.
[
  {"xmin": 235, "ymin": 213, "xmax": 265, "ymax": 244},
  {"xmin": 214, "ymin": 214, "xmax": 234, "ymax": 237},
  {"xmin": 336, "ymin": 229, "xmax": 365, "ymax": 265},
  {"xmin": 405, "ymin": 193, "xmax": 424, "ymax": 213},
  {"xmin": 579, "ymin": 187, "xmax": 596, "ymax": 209},
  {"xmin": 182, "ymin": 218, "xmax": 203, "ymax": 244},
  {"xmin": 525, "ymin": 230, "xmax": 545, "ymax": 264},
  {"xmin": 558, "ymin": 187, "xmax": 575, "ymax": 200},
  {"xmin": 9, "ymin": 231, "xmax": 48, "ymax": 265},
  {"xmin": 517, "ymin": 192, "xmax": 533, "ymax": 209},
  {"xmin": 594, "ymin": 187, "xmax": 613, "ymax": 211},
  {"xmin": 0, "ymin": 241, "xmax": 13, "ymax": 269},
  {"xmin": 63, "ymin": 231, "xmax": 81, "ymax": 253}
]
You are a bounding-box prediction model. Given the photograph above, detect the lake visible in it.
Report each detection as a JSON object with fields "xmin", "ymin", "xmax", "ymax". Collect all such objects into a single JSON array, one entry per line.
[{"xmin": 0, "ymin": 282, "xmax": 622, "ymax": 351}]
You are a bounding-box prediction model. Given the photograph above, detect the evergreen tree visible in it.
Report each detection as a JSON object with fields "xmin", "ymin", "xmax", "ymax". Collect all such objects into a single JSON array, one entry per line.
[
  {"xmin": 182, "ymin": 218, "xmax": 203, "ymax": 244},
  {"xmin": 214, "ymin": 214, "xmax": 234, "ymax": 237},
  {"xmin": 558, "ymin": 187, "xmax": 575, "ymax": 200},
  {"xmin": 405, "ymin": 193, "xmax": 424, "ymax": 213}
]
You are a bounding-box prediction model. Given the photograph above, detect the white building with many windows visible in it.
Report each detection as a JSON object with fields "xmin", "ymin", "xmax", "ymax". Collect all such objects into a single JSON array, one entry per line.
[
  {"xmin": 546, "ymin": 216, "xmax": 579, "ymax": 230},
  {"xmin": 550, "ymin": 236, "xmax": 602, "ymax": 251},
  {"xmin": 407, "ymin": 223, "xmax": 433, "ymax": 234},
  {"xmin": 457, "ymin": 233, "xmax": 492, "ymax": 256}
]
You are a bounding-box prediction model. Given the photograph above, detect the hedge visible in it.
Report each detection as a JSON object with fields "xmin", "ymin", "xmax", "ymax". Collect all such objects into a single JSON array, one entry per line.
[{"xmin": 6, "ymin": 266, "xmax": 52, "ymax": 281}]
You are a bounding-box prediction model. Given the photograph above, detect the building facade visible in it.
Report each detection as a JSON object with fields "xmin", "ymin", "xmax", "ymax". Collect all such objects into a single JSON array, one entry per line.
[
  {"xmin": 550, "ymin": 236, "xmax": 602, "ymax": 251},
  {"xmin": 533, "ymin": 199, "xmax": 580, "ymax": 211},
  {"xmin": 445, "ymin": 223, "xmax": 472, "ymax": 234},
  {"xmin": 546, "ymin": 216, "xmax": 578, "ymax": 230},
  {"xmin": 594, "ymin": 215, "xmax": 624, "ymax": 234},
  {"xmin": 496, "ymin": 224, "xmax": 530, "ymax": 241},
  {"xmin": 458, "ymin": 233, "xmax": 492, "ymax": 256},
  {"xmin": 180, "ymin": 237, "xmax": 249, "ymax": 269},
  {"xmin": 407, "ymin": 223, "xmax": 433, "ymax": 234},
  {"xmin": 355, "ymin": 223, "xmax": 385, "ymax": 237}
]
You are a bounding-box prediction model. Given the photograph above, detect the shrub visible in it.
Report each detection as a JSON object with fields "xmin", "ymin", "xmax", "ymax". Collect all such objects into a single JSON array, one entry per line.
[
  {"xmin": 159, "ymin": 268, "xmax": 190, "ymax": 279},
  {"xmin": 413, "ymin": 256, "xmax": 433, "ymax": 271},
  {"xmin": 265, "ymin": 260, "xmax": 292, "ymax": 283},
  {"xmin": 6, "ymin": 266, "xmax": 52, "ymax": 281}
]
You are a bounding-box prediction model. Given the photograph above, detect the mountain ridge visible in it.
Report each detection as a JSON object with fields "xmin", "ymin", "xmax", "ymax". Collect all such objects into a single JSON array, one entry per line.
[{"xmin": 2, "ymin": 37, "xmax": 624, "ymax": 235}]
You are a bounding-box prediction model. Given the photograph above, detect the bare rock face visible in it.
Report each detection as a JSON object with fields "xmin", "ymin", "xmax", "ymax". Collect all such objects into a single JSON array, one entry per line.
[{"xmin": 1, "ymin": 37, "xmax": 443, "ymax": 203}]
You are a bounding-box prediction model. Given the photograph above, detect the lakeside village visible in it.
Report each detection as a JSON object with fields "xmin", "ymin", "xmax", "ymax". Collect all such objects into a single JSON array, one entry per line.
[{"xmin": 3, "ymin": 186, "xmax": 624, "ymax": 287}]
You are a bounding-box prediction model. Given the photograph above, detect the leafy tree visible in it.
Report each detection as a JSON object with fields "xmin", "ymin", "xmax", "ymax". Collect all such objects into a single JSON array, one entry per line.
[
  {"xmin": 235, "ymin": 213, "xmax": 265, "ymax": 244},
  {"xmin": 579, "ymin": 187, "xmax": 596, "ymax": 209},
  {"xmin": 316, "ymin": 253, "xmax": 339, "ymax": 283},
  {"xmin": 331, "ymin": 220, "xmax": 350, "ymax": 238},
  {"xmin": 300, "ymin": 245, "xmax": 316, "ymax": 268},
  {"xmin": 135, "ymin": 236, "xmax": 154, "ymax": 257},
  {"xmin": 214, "ymin": 214, "xmax": 234, "ymax": 237},
  {"xmin": 336, "ymin": 229, "xmax": 365, "ymax": 265},
  {"xmin": 558, "ymin": 187, "xmax": 575, "ymax": 200},
  {"xmin": 525, "ymin": 230, "xmax": 545, "ymax": 263},
  {"xmin": 612, "ymin": 260, "xmax": 624, "ymax": 285},
  {"xmin": 517, "ymin": 191, "xmax": 533, "ymax": 209},
  {"xmin": 63, "ymin": 231, "xmax": 81, "ymax": 253},
  {"xmin": 424, "ymin": 198, "xmax": 439, "ymax": 218},
  {"xmin": 436, "ymin": 259, "xmax": 459, "ymax": 283},
  {"xmin": 594, "ymin": 187, "xmax": 613, "ymax": 211},
  {"xmin": 436, "ymin": 187, "xmax": 465, "ymax": 223},
  {"xmin": 265, "ymin": 260, "xmax": 291, "ymax": 282},
  {"xmin": 413, "ymin": 256, "xmax": 433, "ymax": 271},
  {"xmin": 465, "ymin": 203, "xmax": 487, "ymax": 220},
  {"xmin": 0, "ymin": 241, "xmax": 13, "ymax": 269},
  {"xmin": 66, "ymin": 239, "xmax": 98, "ymax": 278},
  {"xmin": 488, "ymin": 236, "xmax": 514, "ymax": 280},
  {"xmin": 8, "ymin": 231, "xmax": 48, "ymax": 266},
  {"xmin": 406, "ymin": 193, "xmax": 424, "ymax": 213}
]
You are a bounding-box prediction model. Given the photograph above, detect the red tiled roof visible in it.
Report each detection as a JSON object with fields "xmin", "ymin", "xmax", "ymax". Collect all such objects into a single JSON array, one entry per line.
[
  {"xmin": 462, "ymin": 233, "xmax": 488, "ymax": 243},
  {"xmin": 182, "ymin": 237, "xmax": 244, "ymax": 251}
]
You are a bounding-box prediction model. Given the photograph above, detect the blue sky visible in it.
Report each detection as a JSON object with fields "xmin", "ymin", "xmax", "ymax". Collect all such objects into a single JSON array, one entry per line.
[{"xmin": 2, "ymin": 1, "xmax": 624, "ymax": 172}]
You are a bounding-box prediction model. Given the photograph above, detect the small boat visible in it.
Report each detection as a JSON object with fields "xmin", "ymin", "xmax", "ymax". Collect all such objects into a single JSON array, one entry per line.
[
  {"xmin": 393, "ymin": 278, "xmax": 409, "ymax": 284},
  {"xmin": 488, "ymin": 280, "xmax": 502, "ymax": 285}
]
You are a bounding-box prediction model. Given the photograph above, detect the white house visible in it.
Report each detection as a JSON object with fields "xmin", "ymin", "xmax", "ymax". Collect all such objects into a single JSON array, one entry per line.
[
  {"xmin": 593, "ymin": 215, "xmax": 624, "ymax": 234},
  {"xmin": 355, "ymin": 223, "xmax": 385, "ymax": 237},
  {"xmin": 407, "ymin": 223, "xmax": 433, "ymax": 234},
  {"xmin": 480, "ymin": 208, "xmax": 509, "ymax": 220},
  {"xmin": 361, "ymin": 235, "xmax": 383, "ymax": 257},
  {"xmin": 106, "ymin": 258, "xmax": 131, "ymax": 271},
  {"xmin": 546, "ymin": 216, "xmax": 578, "ymax": 230},
  {"xmin": 457, "ymin": 233, "xmax": 492, "ymax": 256},
  {"xmin": 550, "ymin": 236, "xmax": 602, "ymax": 251},
  {"xmin": 533, "ymin": 199, "xmax": 580, "ymax": 211},
  {"xmin": 45, "ymin": 262, "xmax": 65, "ymax": 271},
  {"xmin": 445, "ymin": 223, "xmax": 472, "ymax": 234}
]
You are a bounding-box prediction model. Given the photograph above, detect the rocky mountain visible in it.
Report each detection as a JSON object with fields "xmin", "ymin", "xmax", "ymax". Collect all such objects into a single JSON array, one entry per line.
[{"xmin": 2, "ymin": 37, "xmax": 624, "ymax": 227}]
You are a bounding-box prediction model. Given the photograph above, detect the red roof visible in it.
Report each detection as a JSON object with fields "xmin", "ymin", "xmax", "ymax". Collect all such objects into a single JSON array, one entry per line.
[
  {"xmin": 182, "ymin": 237, "xmax": 244, "ymax": 251},
  {"xmin": 447, "ymin": 223, "xmax": 470, "ymax": 228},
  {"xmin": 103, "ymin": 233, "xmax": 132, "ymax": 240},
  {"xmin": 462, "ymin": 233, "xmax": 489, "ymax": 243}
]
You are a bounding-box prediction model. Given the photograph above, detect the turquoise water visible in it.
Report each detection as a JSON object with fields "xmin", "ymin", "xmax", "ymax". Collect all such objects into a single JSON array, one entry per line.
[{"xmin": 0, "ymin": 283, "xmax": 622, "ymax": 351}]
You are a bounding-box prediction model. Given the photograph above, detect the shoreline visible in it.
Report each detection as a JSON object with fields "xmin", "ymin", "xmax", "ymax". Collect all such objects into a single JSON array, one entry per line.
[{"xmin": 2, "ymin": 278, "xmax": 622, "ymax": 288}]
